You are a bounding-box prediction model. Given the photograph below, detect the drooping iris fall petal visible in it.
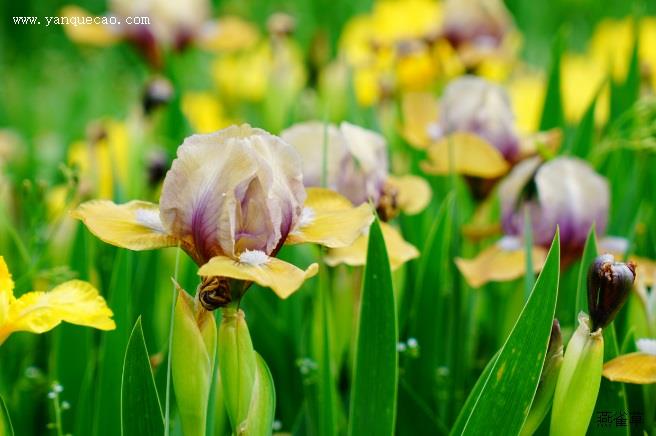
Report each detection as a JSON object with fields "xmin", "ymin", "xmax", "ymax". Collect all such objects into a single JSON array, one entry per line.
[
  {"xmin": 198, "ymin": 253, "xmax": 319, "ymax": 299},
  {"xmin": 286, "ymin": 188, "xmax": 374, "ymax": 248},
  {"xmin": 0, "ymin": 257, "xmax": 115, "ymax": 346},
  {"xmin": 71, "ymin": 200, "xmax": 178, "ymax": 251}
]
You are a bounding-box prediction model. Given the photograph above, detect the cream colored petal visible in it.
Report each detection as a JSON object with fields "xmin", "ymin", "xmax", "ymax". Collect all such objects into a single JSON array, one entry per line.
[
  {"xmin": 59, "ymin": 6, "xmax": 120, "ymax": 46},
  {"xmin": 455, "ymin": 239, "xmax": 547, "ymax": 288},
  {"xmin": 603, "ymin": 352, "xmax": 656, "ymax": 384},
  {"xmin": 286, "ymin": 188, "xmax": 373, "ymax": 248},
  {"xmin": 198, "ymin": 254, "xmax": 318, "ymax": 299},
  {"xmin": 280, "ymin": 121, "xmax": 346, "ymax": 189},
  {"xmin": 400, "ymin": 92, "xmax": 439, "ymax": 150},
  {"xmin": 324, "ymin": 222, "xmax": 418, "ymax": 270},
  {"xmin": 387, "ymin": 175, "xmax": 432, "ymax": 215},
  {"xmin": 71, "ymin": 200, "xmax": 178, "ymax": 251},
  {"xmin": 517, "ymin": 129, "xmax": 562, "ymax": 159},
  {"xmin": 0, "ymin": 280, "xmax": 115, "ymax": 344},
  {"xmin": 421, "ymin": 132, "xmax": 510, "ymax": 178},
  {"xmin": 631, "ymin": 256, "xmax": 656, "ymax": 288}
]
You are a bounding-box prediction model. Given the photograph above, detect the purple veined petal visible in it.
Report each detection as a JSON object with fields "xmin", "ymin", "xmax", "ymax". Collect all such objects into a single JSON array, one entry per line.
[
  {"xmin": 160, "ymin": 125, "xmax": 306, "ymax": 264},
  {"xmin": 280, "ymin": 121, "xmax": 347, "ymax": 192},
  {"xmin": 499, "ymin": 156, "xmax": 609, "ymax": 250},
  {"xmin": 439, "ymin": 76, "xmax": 521, "ymax": 162}
]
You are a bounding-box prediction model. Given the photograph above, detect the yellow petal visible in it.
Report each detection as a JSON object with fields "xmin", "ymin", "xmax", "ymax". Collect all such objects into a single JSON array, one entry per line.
[
  {"xmin": 603, "ymin": 352, "xmax": 656, "ymax": 384},
  {"xmin": 71, "ymin": 200, "xmax": 178, "ymax": 251},
  {"xmin": 0, "ymin": 280, "xmax": 115, "ymax": 344},
  {"xmin": 198, "ymin": 17, "xmax": 261, "ymax": 52},
  {"xmin": 400, "ymin": 92, "xmax": 439, "ymax": 149},
  {"xmin": 59, "ymin": 6, "xmax": 120, "ymax": 46},
  {"xmin": 286, "ymin": 188, "xmax": 374, "ymax": 248},
  {"xmin": 198, "ymin": 254, "xmax": 319, "ymax": 299},
  {"xmin": 0, "ymin": 256, "xmax": 14, "ymax": 298},
  {"xmin": 0, "ymin": 257, "xmax": 15, "ymax": 328},
  {"xmin": 455, "ymin": 240, "xmax": 547, "ymax": 288},
  {"xmin": 386, "ymin": 175, "xmax": 432, "ymax": 215},
  {"xmin": 421, "ymin": 132, "xmax": 510, "ymax": 178},
  {"xmin": 325, "ymin": 222, "xmax": 419, "ymax": 270}
]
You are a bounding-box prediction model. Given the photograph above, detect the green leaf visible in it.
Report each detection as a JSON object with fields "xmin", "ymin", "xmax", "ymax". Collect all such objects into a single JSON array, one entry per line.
[
  {"xmin": 0, "ymin": 395, "xmax": 14, "ymax": 436},
  {"xmin": 92, "ymin": 249, "xmax": 134, "ymax": 436},
  {"xmin": 540, "ymin": 34, "xmax": 565, "ymax": 131},
  {"xmin": 523, "ymin": 208, "xmax": 535, "ymax": 300},
  {"xmin": 453, "ymin": 231, "xmax": 560, "ymax": 435},
  {"xmin": 570, "ymin": 96, "xmax": 598, "ymax": 158},
  {"xmin": 406, "ymin": 194, "xmax": 454, "ymax": 405},
  {"xmin": 609, "ymin": 34, "xmax": 640, "ymax": 124},
  {"xmin": 575, "ymin": 225, "xmax": 598, "ymax": 323},
  {"xmin": 348, "ymin": 218, "xmax": 398, "ymax": 436},
  {"xmin": 121, "ymin": 318, "xmax": 164, "ymax": 436},
  {"xmin": 450, "ymin": 352, "xmax": 499, "ymax": 435}
]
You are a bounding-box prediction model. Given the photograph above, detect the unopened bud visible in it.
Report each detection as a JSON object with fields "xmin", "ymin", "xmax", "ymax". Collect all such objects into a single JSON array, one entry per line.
[
  {"xmin": 587, "ymin": 254, "xmax": 636, "ymax": 331},
  {"xmin": 550, "ymin": 314, "xmax": 604, "ymax": 436},
  {"xmin": 172, "ymin": 284, "xmax": 217, "ymax": 436},
  {"xmin": 142, "ymin": 77, "xmax": 173, "ymax": 114}
]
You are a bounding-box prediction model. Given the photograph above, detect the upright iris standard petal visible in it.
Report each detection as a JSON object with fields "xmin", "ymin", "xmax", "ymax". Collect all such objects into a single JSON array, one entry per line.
[
  {"xmin": 159, "ymin": 125, "xmax": 306, "ymax": 264},
  {"xmin": 499, "ymin": 157, "xmax": 609, "ymax": 249},
  {"xmin": 281, "ymin": 121, "xmax": 388, "ymax": 206},
  {"xmin": 434, "ymin": 76, "xmax": 520, "ymax": 162},
  {"xmin": 443, "ymin": 0, "xmax": 514, "ymax": 51}
]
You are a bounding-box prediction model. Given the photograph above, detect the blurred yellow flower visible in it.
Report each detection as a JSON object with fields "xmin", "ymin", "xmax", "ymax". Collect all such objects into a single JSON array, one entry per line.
[
  {"xmin": 213, "ymin": 39, "xmax": 306, "ymax": 103},
  {"xmin": 507, "ymin": 71, "xmax": 545, "ymax": 134},
  {"xmin": 590, "ymin": 17, "xmax": 656, "ymax": 89},
  {"xmin": 68, "ymin": 120, "xmax": 130, "ymax": 199},
  {"xmin": 182, "ymin": 92, "xmax": 234, "ymax": 133},
  {"xmin": 0, "ymin": 256, "xmax": 115, "ymax": 346},
  {"xmin": 561, "ymin": 54, "xmax": 609, "ymax": 125}
]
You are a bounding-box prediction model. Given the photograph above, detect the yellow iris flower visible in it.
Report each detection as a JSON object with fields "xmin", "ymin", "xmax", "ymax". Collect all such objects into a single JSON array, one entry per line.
[{"xmin": 0, "ymin": 256, "xmax": 115, "ymax": 346}]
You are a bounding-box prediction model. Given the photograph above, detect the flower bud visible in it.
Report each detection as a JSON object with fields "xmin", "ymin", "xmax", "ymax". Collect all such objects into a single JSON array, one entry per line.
[
  {"xmin": 171, "ymin": 286, "xmax": 217, "ymax": 436},
  {"xmin": 521, "ymin": 320, "xmax": 563, "ymax": 436},
  {"xmin": 550, "ymin": 314, "xmax": 604, "ymax": 436},
  {"xmin": 587, "ymin": 254, "xmax": 636, "ymax": 331},
  {"xmin": 218, "ymin": 308, "xmax": 275, "ymax": 434},
  {"xmin": 142, "ymin": 77, "xmax": 174, "ymax": 114}
]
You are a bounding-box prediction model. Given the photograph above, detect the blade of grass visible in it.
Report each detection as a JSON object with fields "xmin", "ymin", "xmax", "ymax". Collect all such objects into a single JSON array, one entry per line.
[
  {"xmin": 455, "ymin": 231, "xmax": 561, "ymax": 435},
  {"xmin": 0, "ymin": 395, "xmax": 13, "ymax": 436},
  {"xmin": 540, "ymin": 32, "xmax": 565, "ymax": 131},
  {"xmin": 575, "ymin": 225, "xmax": 598, "ymax": 323},
  {"xmin": 121, "ymin": 318, "xmax": 164, "ymax": 436},
  {"xmin": 347, "ymin": 218, "xmax": 398, "ymax": 436}
]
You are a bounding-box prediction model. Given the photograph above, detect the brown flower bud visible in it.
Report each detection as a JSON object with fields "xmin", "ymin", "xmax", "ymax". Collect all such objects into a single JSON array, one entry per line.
[{"xmin": 587, "ymin": 254, "xmax": 636, "ymax": 331}]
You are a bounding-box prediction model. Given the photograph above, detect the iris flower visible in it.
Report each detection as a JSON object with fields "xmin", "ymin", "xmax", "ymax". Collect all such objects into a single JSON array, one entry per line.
[
  {"xmin": 402, "ymin": 76, "xmax": 560, "ymax": 183},
  {"xmin": 0, "ymin": 257, "xmax": 115, "ymax": 346},
  {"xmin": 603, "ymin": 338, "xmax": 656, "ymax": 384},
  {"xmin": 72, "ymin": 124, "xmax": 373, "ymax": 304},
  {"xmin": 60, "ymin": 0, "xmax": 259, "ymax": 68},
  {"xmin": 281, "ymin": 121, "xmax": 430, "ymax": 269},
  {"xmin": 456, "ymin": 156, "xmax": 624, "ymax": 287}
]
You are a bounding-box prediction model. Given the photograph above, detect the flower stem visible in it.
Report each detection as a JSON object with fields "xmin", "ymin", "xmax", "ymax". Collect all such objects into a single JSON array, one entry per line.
[{"xmin": 165, "ymin": 244, "xmax": 182, "ymax": 436}]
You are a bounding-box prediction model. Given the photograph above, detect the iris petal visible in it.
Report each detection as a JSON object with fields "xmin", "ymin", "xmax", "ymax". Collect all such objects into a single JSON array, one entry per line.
[
  {"xmin": 198, "ymin": 253, "xmax": 318, "ymax": 299},
  {"xmin": 71, "ymin": 200, "xmax": 178, "ymax": 251},
  {"xmin": 286, "ymin": 188, "xmax": 373, "ymax": 248}
]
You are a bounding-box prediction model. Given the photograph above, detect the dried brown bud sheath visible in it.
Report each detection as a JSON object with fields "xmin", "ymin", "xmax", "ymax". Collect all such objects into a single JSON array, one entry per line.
[{"xmin": 587, "ymin": 254, "xmax": 636, "ymax": 331}]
